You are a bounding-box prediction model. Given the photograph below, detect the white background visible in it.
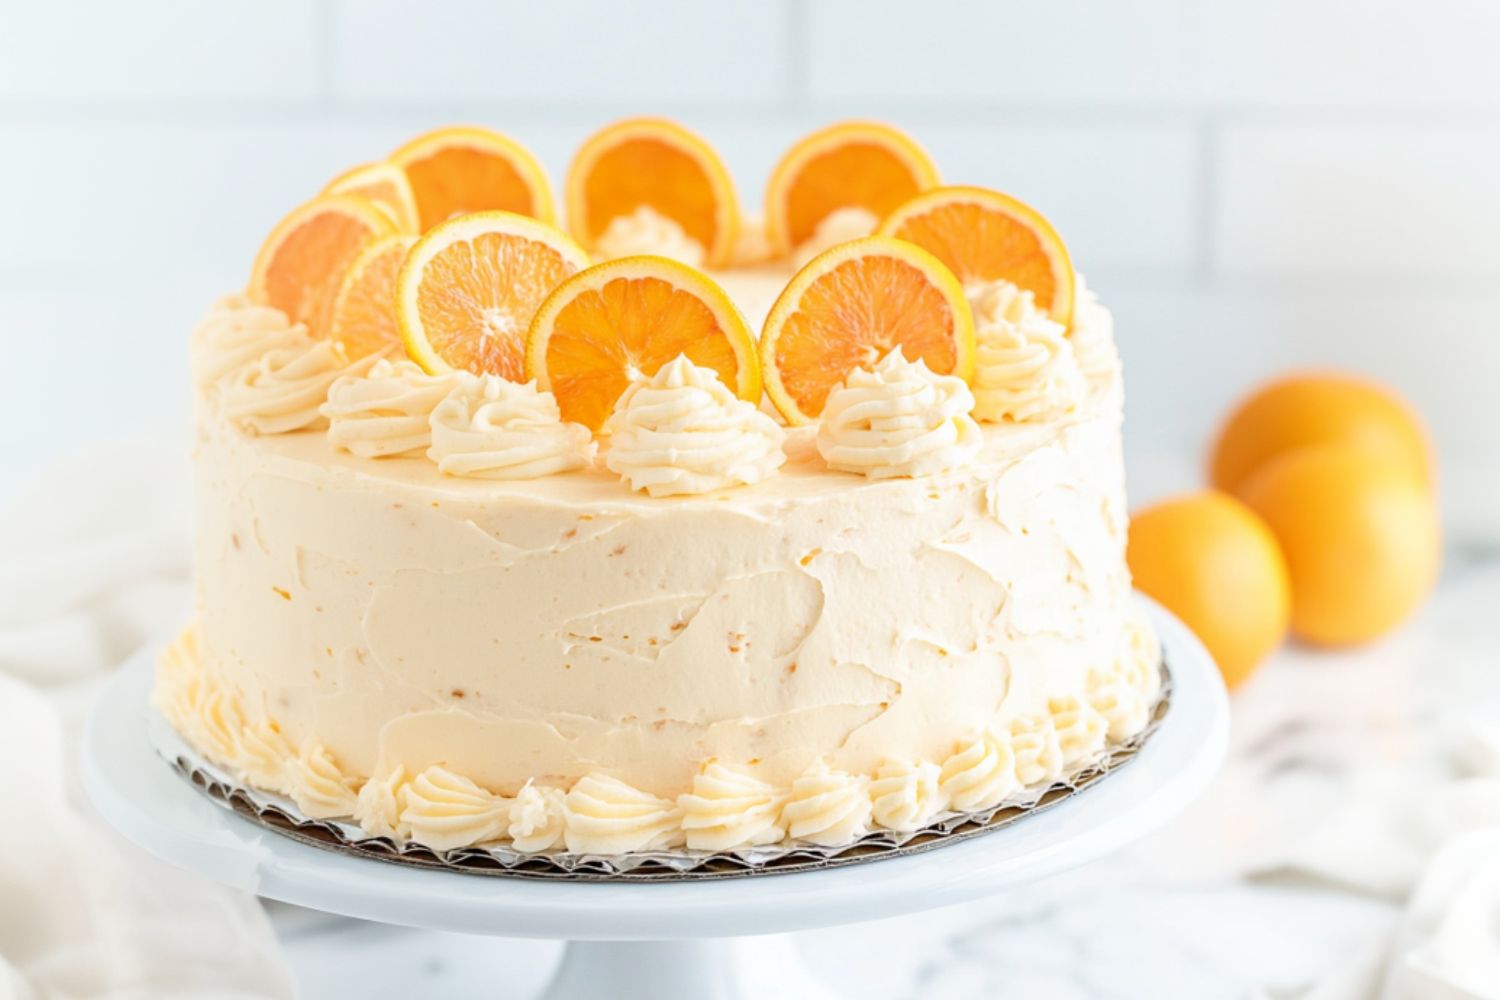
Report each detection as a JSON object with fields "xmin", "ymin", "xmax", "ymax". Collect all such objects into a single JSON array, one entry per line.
[{"xmin": 2, "ymin": 0, "xmax": 1497, "ymax": 534}]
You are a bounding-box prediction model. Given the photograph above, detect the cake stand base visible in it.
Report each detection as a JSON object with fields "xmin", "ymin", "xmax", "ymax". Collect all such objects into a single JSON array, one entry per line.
[{"xmin": 83, "ymin": 599, "xmax": 1228, "ymax": 999}]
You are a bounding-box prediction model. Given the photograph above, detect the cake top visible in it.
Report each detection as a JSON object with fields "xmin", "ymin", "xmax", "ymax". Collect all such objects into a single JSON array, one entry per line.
[{"xmin": 201, "ymin": 118, "xmax": 1121, "ymax": 496}]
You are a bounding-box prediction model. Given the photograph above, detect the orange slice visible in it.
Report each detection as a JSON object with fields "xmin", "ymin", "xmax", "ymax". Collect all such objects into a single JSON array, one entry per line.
[
  {"xmin": 249, "ymin": 193, "xmax": 397, "ymax": 338},
  {"xmin": 764, "ymin": 121, "xmax": 940, "ymax": 257},
  {"xmin": 322, "ymin": 161, "xmax": 420, "ymax": 234},
  {"xmin": 396, "ymin": 211, "xmax": 590, "ymax": 379},
  {"xmin": 527, "ymin": 255, "xmax": 759, "ymax": 431},
  {"xmin": 390, "ymin": 125, "xmax": 556, "ymax": 231},
  {"xmin": 878, "ymin": 185, "xmax": 1075, "ymax": 328},
  {"xmin": 565, "ymin": 118, "xmax": 739, "ymax": 268},
  {"xmin": 329, "ymin": 234, "xmax": 417, "ymax": 360},
  {"xmin": 760, "ymin": 236, "xmax": 974, "ymax": 425}
]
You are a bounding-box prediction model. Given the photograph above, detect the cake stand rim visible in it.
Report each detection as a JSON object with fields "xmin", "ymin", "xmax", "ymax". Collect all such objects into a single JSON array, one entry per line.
[{"xmin": 81, "ymin": 594, "xmax": 1229, "ymax": 941}]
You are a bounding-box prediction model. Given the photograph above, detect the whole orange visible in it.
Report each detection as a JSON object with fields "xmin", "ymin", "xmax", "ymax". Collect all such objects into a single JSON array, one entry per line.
[
  {"xmin": 1127, "ymin": 491, "xmax": 1291, "ymax": 688},
  {"xmin": 1240, "ymin": 446, "xmax": 1440, "ymax": 646},
  {"xmin": 1210, "ymin": 374, "xmax": 1432, "ymax": 497}
]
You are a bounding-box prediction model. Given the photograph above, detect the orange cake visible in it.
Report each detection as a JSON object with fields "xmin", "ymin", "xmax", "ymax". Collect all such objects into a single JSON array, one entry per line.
[{"xmin": 155, "ymin": 119, "xmax": 1160, "ymax": 856}]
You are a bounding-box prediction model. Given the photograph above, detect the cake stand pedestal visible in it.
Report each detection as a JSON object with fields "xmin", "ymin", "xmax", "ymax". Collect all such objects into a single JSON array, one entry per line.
[{"xmin": 82, "ymin": 602, "xmax": 1228, "ymax": 1000}]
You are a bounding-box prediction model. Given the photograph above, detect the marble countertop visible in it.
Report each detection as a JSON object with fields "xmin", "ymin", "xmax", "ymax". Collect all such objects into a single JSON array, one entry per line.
[{"xmin": 270, "ymin": 548, "xmax": 1500, "ymax": 1000}]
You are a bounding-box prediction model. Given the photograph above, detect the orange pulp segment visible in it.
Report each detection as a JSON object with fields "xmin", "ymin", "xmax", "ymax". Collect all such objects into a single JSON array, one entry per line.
[{"xmin": 329, "ymin": 234, "xmax": 417, "ymax": 361}]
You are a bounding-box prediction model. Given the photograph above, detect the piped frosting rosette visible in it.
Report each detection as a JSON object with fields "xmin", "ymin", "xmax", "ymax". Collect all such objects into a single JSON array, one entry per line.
[
  {"xmin": 967, "ymin": 279, "xmax": 1086, "ymax": 423},
  {"xmin": 427, "ymin": 375, "xmax": 596, "ymax": 479}
]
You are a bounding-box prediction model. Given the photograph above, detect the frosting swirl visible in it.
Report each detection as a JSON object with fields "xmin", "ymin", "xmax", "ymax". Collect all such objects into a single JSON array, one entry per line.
[
  {"xmin": 605, "ymin": 356, "xmax": 786, "ymax": 497},
  {"xmin": 939, "ymin": 729, "xmax": 1019, "ymax": 813},
  {"xmin": 593, "ymin": 205, "xmax": 707, "ymax": 267},
  {"xmin": 1049, "ymin": 695, "xmax": 1109, "ymax": 766},
  {"xmin": 153, "ymin": 625, "xmax": 203, "ymax": 735},
  {"xmin": 191, "ymin": 296, "xmax": 309, "ymax": 388},
  {"xmin": 287, "ymin": 742, "xmax": 360, "ymax": 820},
  {"xmin": 189, "ymin": 683, "xmax": 244, "ymax": 768},
  {"xmin": 223, "ymin": 337, "xmax": 367, "ymax": 435},
  {"xmin": 1088, "ymin": 611, "xmax": 1162, "ymax": 741},
  {"xmin": 967, "ymin": 280, "xmax": 1085, "ymax": 423},
  {"xmin": 237, "ymin": 717, "xmax": 293, "ymax": 795},
  {"xmin": 869, "ymin": 758, "xmax": 943, "ymax": 832},
  {"xmin": 400, "ymin": 766, "xmax": 509, "ymax": 851},
  {"xmin": 428, "ymin": 376, "xmax": 596, "ymax": 480},
  {"xmin": 355, "ymin": 765, "xmax": 412, "ymax": 841},
  {"xmin": 508, "ymin": 781, "xmax": 567, "ymax": 853},
  {"xmin": 563, "ymin": 773, "xmax": 684, "ymax": 854},
  {"xmin": 677, "ymin": 761, "xmax": 786, "ymax": 851},
  {"xmin": 1068, "ymin": 274, "xmax": 1120, "ymax": 389},
  {"xmin": 817, "ymin": 350, "xmax": 981, "ymax": 479},
  {"xmin": 323, "ymin": 359, "xmax": 458, "ymax": 458},
  {"xmin": 1008, "ymin": 714, "xmax": 1065, "ymax": 788},
  {"xmin": 782, "ymin": 761, "xmax": 872, "ymax": 847},
  {"xmin": 790, "ymin": 206, "xmax": 879, "ymax": 269}
]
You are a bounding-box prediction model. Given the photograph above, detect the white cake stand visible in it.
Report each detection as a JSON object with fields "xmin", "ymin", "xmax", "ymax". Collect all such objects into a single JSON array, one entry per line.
[{"xmin": 83, "ymin": 600, "xmax": 1228, "ymax": 1000}]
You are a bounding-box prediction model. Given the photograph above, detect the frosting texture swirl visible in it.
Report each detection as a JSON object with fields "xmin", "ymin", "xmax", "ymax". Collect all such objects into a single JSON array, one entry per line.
[
  {"xmin": 355, "ymin": 765, "xmax": 412, "ymax": 841},
  {"xmin": 869, "ymin": 758, "xmax": 943, "ymax": 832},
  {"xmin": 1068, "ymin": 274, "xmax": 1120, "ymax": 389},
  {"xmin": 323, "ymin": 358, "xmax": 458, "ymax": 458},
  {"xmin": 967, "ymin": 280, "xmax": 1085, "ymax": 423},
  {"xmin": 288, "ymin": 742, "xmax": 360, "ymax": 820},
  {"xmin": 817, "ymin": 350, "xmax": 981, "ymax": 479},
  {"xmin": 593, "ymin": 205, "xmax": 706, "ymax": 267},
  {"xmin": 562, "ymin": 773, "xmax": 684, "ymax": 854},
  {"xmin": 428, "ymin": 376, "xmax": 596, "ymax": 480},
  {"xmin": 223, "ymin": 337, "xmax": 366, "ymax": 435},
  {"xmin": 790, "ymin": 206, "xmax": 880, "ymax": 269},
  {"xmin": 605, "ymin": 356, "xmax": 786, "ymax": 497},
  {"xmin": 191, "ymin": 296, "xmax": 310, "ymax": 388},
  {"xmin": 508, "ymin": 781, "xmax": 567, "ymax": 852},
  {"xmin": 399, "ymin": 765, "xmax": 509, "ymax": 851},
  {"xmin": 678, "ymin": 761, "xmax": 787, "ymax": 851},
  {"xmin": 939, "ymin": 729, "xmax": 1018, "ymax": 813},
  {"xmin": 782, "ymin": 762, "xmax": 871, "ymax": 847}
]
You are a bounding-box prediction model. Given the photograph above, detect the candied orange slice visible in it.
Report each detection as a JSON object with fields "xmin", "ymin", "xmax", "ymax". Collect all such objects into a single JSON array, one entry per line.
[
  {"xmin": 396, "ymin": 212, "xmax": 589, "ymax": 379},
  {"xmin": 760, "ymin": 236, "xmax": 974, "ymax": 425},
  {"xmin": 329, "ymin": 234, "xmax": 417, "ymax": 360},
  {"xmin": 878, "ymin": 185, "xmax": 1075, "ymax": 328},
  {"xmin": 527, "ymin": 255, "xmax": 759, "ymax": 431},
  {"xmin": 390, "ymin": 125, "xmax": 556, "ymax": 231},
  {"xmin": 565, "ymin": 118, "xmax": 740, "ymax": 268},
  {"xmin": 249, "ymin": 193, "xmax": 397, "ymax": 338},
  {"xmin": 322, "ymin": 161, "xmax": 420, "ymax": 234},
  {"xmin": 764, "ymin": 121, "xmax": 939, "ymax": 257}
]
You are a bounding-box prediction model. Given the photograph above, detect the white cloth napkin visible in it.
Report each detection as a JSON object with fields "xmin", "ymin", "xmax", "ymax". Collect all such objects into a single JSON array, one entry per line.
[{"xmin": 0, "ymin": 437, "xmax": 292, "ymax": 1000}]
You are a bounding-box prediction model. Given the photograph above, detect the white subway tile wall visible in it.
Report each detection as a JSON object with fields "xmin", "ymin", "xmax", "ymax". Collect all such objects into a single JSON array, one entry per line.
[{"xmin": 1, "ymin": 0, "xmax": 1494, "ymax": 535}]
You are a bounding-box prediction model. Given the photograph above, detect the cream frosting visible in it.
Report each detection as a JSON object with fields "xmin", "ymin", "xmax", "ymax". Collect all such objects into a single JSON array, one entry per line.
[
  {"xmin": 323, "ymin": 359, "xmax": 459, "ymax": 459},
  {"xmin": 189, "ymin": 684, "xmax": 244, "ymax": 767},
  {"xmin": 399, "ymin": 765, "xmax": 509, "ymax": 851},
  {"xmin": 288, "ymin": 742, "xmax": 360, "ymax": 820},
  {"xmin": 223, "ymin": 338, "xmax": 367, "ymax": 435},
  {"xmin": 153, "ymin": 625, "xmax": 203, "ymax": 736},
  {"xmin": 678, "ymin": 760, "xmax": 787, "ymax": 851},
  {"xmin": 191, "ymin": 295, "xmax": 310, "ymax": 387},
  {"xmin": 782, "ymin": 762, "xmax": 871, "ymax": 847},
  {"xmin": 562, "ymin": 774, "xmax": 684, "ymax": 854},
  {"xmin": 1068, "ymin": 274, "xmax": 1121, "ymax": 389},
  {"xmin": 939, "ymin": 729, "xmax": 1019, "ymax": 813},
  {"xmin": 817, "ymin": 350, "xmax": 982, "ymax": 479},
  {"xmin": 593, "ymin": 205, "xmax": 707, "ymax": 267},
  {"xmin": 790, "ymin": 206, "xmax": 880, "ymax": 269},
  {"xmin": 1008, "ymin": 714, "xmax": 1065, "ymax": 788},
  {"xmin": 427, "ymin": 375, "xmax": 596, "ymax": 480},
  {"xmin": 354, "ymin": 764, "xmax": 411, "ymax": 841},
  {"xmin": 605, "ymin": 356, "xmax": 786, "ymax": 496},
  {"xmin": 1089, "ymin": 608, "xmax": 1163, "ymax": 741},
  {"xmin": 237, "ymin": 718, "xmax": 294, "ymax": 795},
  {"xmin": 1049, "ymin": 695, "xmax": 1109, "ymax": 766},
  {"xmin": 869, "ymin": 758, "xmax": 943, "ymax": 832},
  {"xmin": 968, "ymin": 280, "xmax": 1086, "ymax": 423},
  {"xmin": 508, "ymin": 781, "xmax": 567, "ymax": 853}
]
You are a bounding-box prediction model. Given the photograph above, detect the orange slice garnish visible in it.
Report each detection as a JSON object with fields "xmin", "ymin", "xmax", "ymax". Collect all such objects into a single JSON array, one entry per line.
[
  {"xmin": 322, "ymin": 161, "xmax": 420, "ymax": 234},
  {"xmin": 764, "ymin": 121, "xmax": 940, "ymax": 257},
  {"xmin": 565, "ymin": 118, "xmax": 740, "ymax": 268},
  {"xmin": 249, "ymin": 193, "xmax": 397, "ymax": 338},
  {"xmin": 329, "ymin": 234, "xmax": 417, "ymax": 360},
  {"xmin": 390, "ymin": 125, "xmax": 556, "ymax": 231},
  {"xmin": 877, "ymin": 185, "xmax": 1075, "ymax": 328},
  {"xmin": 396, "ymin": 211, "xmax": 590, "ymax": 379},
  {"xmin": 759, "ymin": 236, "xmax": 974, "ymax": 425},
  {"xmin": 527, "ymin": 255, "xmax": 759, "ymax": 431}
]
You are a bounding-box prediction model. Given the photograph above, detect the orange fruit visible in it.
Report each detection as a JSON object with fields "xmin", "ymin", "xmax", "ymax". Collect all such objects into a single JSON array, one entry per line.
[
  {"xmin": 390, "ymin": 125, "xmax": 556, "ymax": 231},
  {"xmin": 396, "ymin": 211, "xmax": 590, "ymax": 379},
  {"xmin": 322, "ymin": 161, "xmax": 420, "ymax": 234},
  {"xmin": 248, "ymin": 193, "xmax": 397, "ymax": 339},
  {"xmin": 329, "ymin": 234, "xmax": 417, "ymax": 360},
  {"xmin": 759, "ymin": 236, "xmax": 975, "ymax": 425},
  {"xmin": 1240, "ymin": 446, "xmax": 1440, "ymax": 646},
  {"xmin": 527, "ymin": 255, "xmax": 759, "ymax": 431},
  {"xmin": 565, "ymin": 117, "xmax": 740, "ymax": 268},
  {"xmin": 764, "ymin": 120, "xmax": 940, "ymax": 257},
  {"xmin": 878, "ymin": 185, "xmax": 1075, "ymax": 329},
  {"xmin": 1210, "ymin": 373, "xmax": 1433, "ymax": 497},
  {"xmin": 1127, "ymin": 491, "xmax": 1291, "ymax": 688}
]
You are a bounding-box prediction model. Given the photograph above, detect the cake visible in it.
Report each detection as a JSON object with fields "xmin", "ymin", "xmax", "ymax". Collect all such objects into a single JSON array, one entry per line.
[{"xmin": 155, "ymin": 118, "xmax": 1161, "ymax": 857}]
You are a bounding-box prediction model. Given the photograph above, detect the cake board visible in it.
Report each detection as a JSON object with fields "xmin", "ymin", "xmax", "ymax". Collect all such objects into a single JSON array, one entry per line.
[{"xmin": 82, "ymin": 598, "xmax": 1229, "ymax": 1000}]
